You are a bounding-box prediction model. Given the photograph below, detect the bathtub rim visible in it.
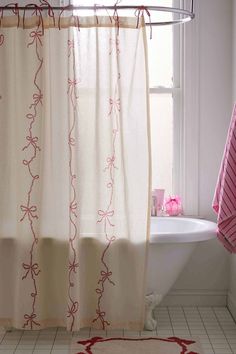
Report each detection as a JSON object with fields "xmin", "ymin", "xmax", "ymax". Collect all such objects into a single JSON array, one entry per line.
[{"xmin": 150, "ymin": 216, "xmax": 217, "ymax": 244}]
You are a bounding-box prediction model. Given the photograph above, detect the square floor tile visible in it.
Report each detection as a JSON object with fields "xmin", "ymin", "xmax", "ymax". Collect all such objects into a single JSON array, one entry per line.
[{"xmin": 0, "ymin": 306, "xmax": 235, "ymax": 354}]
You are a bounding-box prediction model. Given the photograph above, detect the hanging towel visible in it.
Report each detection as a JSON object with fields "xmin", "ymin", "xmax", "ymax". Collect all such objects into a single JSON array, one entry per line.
[{"xmin": 212, "ymin": 104, "xmax": 236, "ymax": 253}]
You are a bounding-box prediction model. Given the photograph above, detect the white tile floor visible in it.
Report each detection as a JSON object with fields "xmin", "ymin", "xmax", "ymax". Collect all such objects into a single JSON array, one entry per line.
[{"xmin": 0, "ymin": 307, "xmax": 235, "ymax": 354}]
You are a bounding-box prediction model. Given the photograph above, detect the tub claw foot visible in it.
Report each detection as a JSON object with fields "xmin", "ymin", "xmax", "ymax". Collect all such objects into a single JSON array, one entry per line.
[
  {"xmin": 144, "ymin": 293, "xmax": 163, "ymax": 331},
  {"xmin": 145, "ymin": 317, "xmax": 157, "ymax": 331}
]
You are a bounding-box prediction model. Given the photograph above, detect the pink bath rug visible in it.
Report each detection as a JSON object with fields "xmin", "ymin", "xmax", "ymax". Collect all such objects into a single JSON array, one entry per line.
[{"xmin": 71, "ymin": 336, "xmax": 203, "ymax": 354}]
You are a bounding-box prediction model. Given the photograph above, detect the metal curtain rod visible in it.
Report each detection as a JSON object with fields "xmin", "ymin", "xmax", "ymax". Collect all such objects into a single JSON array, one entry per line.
[{"xmin": 0, "ymin": 2, "xmax": 195, "ymax": 26}]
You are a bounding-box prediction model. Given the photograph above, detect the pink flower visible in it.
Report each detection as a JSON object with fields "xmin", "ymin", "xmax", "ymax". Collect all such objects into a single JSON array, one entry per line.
[{"xmin": 165, "ymin": 195, "xmax": 182, "ymax": 216}]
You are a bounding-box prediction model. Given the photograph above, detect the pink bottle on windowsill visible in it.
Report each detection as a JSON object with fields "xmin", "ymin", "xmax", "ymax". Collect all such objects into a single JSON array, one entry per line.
[{"xmin": 152, "ymin": 189, "xmax": 165, "ymax": 216}]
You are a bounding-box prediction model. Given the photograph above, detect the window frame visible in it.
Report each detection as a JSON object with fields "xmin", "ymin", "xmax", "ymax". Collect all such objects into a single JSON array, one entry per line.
[
  {"xmin": 149, "ymin": 0, "xmax": 200, "ymax": 216},
  {"xmin": 148, "ymin": 0, "xmax": 182, "ymax": 200},
  {"xmin": 71, "ymin": 0, "xmax": 200, "ymax": 216}
]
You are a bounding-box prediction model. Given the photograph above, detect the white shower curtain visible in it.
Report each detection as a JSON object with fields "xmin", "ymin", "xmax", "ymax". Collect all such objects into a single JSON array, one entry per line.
[{"xmin": 0, "ymin": 15, "xmax": 151, "ymax": 331}]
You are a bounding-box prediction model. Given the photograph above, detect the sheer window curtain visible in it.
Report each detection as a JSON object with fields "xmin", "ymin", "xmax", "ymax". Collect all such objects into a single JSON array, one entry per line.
[{"xmin": 0, "ymin": 15, "xmax": 151, "ymax": 331}]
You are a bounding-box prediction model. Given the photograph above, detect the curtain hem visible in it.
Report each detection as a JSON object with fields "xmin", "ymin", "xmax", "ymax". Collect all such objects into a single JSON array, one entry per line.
[{"xmin": 0, "ymin": 318, "xmax": 145, "ymax": 331}]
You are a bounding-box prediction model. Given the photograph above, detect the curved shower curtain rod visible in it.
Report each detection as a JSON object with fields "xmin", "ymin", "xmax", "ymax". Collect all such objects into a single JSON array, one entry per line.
[{"xmin": 0, "ymin": 1, "xmax": 195, "ymax": 26}]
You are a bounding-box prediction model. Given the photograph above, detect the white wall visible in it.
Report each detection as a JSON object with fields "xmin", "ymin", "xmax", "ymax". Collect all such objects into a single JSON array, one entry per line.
[
  {"xmin": 229, "ymin": 0, "xmax": 236, "ymax": 319},
  {"xmin": 198, "ymin": 0, "xmax": 233, "ymax": 221},
  {"xmin": 164, "ymin": 0, "xmax": 232, "ymax": 305}
]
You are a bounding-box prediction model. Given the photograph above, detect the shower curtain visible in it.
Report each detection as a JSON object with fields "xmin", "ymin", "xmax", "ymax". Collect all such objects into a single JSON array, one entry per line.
[{"xmin": 0, "ymin": 14, "xmax": 151, "ymax": 331}]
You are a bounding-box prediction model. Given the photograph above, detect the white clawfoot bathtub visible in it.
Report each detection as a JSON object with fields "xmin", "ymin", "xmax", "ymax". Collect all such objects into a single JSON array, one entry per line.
[
  {"xmin": 144, "ymin": 216, "xmax": 217, "ymax": 330},
  {"xmin": 147, "ymin": 216, "xmax": 217, "ymax": 296}
]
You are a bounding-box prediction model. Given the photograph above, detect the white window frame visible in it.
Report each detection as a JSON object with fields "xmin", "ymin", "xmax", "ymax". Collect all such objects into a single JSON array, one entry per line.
[
  {"xmin": 180, "ymin": 0, "xmax": 200, "ymax": 216},
  {"xmin": 149, "ymin": 0, "xmax": 182, "ymax": 203},
  {"xmin": 70, "ymin": 0, "xmax": 200, "ymax": 216},
  {"xmin": 149, "ymin": 0, "xmax": 199, "ymax": 216}
]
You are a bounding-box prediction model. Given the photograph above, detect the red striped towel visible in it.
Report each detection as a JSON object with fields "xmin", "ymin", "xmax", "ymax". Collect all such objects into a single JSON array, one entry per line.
[{"xmin": 212, "ymin": 104, "xmax": 236, "ymax": 253}]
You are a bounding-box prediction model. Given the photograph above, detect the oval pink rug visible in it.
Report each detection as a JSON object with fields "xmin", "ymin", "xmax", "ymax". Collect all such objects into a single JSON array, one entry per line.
[{"xmin": 71, "ymin": 336, "xmax": 203, "ymax": 354}]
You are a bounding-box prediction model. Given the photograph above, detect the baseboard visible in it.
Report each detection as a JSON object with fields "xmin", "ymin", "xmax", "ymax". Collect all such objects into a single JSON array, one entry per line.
[
  {"xmin": 159, "ymin": 289, "xmax": 227, "ymax": 307},
  {"xmin": 227, "ymin": 292, "xmax": 236, "ymax": 322}
]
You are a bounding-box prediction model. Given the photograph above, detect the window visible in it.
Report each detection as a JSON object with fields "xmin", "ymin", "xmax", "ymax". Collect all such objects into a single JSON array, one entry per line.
[
  {"xmin": 147, "ymin": 0, "xmax": 181, "ymax": 199},
  {"xmin": 71, "ymin": 0, "xmax": 183, "ymax": 199},
  {"xmin": 147, "ymin": 0, "xmax": 199, "ymax": 216}
]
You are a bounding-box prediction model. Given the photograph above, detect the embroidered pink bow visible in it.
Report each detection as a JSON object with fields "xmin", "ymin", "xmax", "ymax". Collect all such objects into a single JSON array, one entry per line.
[
  {"xmin": 104, "ymin": 155, "xmax": 117, "ymax": 171},
  {"xmin": 97, "ymin": 210, "xmax": 114, "ymax": 226},
  {"xmin": 23, "ymin": 135, "xmax": 40, "ymax": 151},
  {"xmin": 23, "ymin": 313, "xmax": 40, "ymax": 329},
  {"xmin": 99, "ymin": 270, "xmax": 115, "ymax": 285},
  {"xmin": 22, "ymin": 262, "xmax": 40, "ymax": 280},
  {"xmin": 69, "ymin": 260, "xmax": 79, "ymax": 273},
  {"xmin": 20, "ymin": 205, "xmax": 38, "ymax": 221},
  {"xmin": 67, "ymin": 301, "xmax": 79, "ymax": 318},
  {"xmin": 93, "ymin": 309, "xmax": 110, "ymax": 327},
  {"xmin": 28, "ymin": 30, "xmax": 43, "ymax": 47},
  {"xmin": 108, "ymin": 97, "xmax": 121, "ymax": 116},
  {"xmin": 68, "ymin": 78, "xmax": 78, "ymax": 89},
  {"xmin": 96, "ymin": 309, "xmax": 106, "ymax": 318}
]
